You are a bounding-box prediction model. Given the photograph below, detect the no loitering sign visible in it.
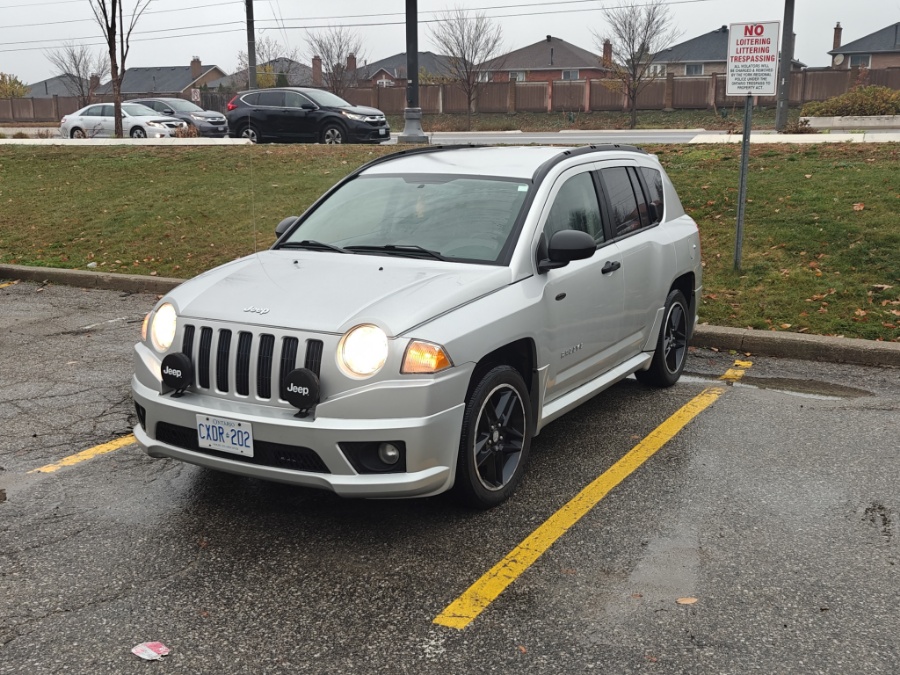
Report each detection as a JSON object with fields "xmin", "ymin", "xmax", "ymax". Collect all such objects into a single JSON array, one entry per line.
[{"xmin": 726, "ymin": 21, "xmax": 781, "ymax": 97}]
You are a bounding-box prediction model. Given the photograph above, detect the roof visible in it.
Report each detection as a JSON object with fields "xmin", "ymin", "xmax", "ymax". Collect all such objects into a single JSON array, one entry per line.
[
  {"xmin": 207, "ymin": 58, "xmax": 313, "ymax": 89},
  {"xmin": 361, "ymin": 52, "xmax": 454, "ymax": 79},
  {"xmin": 653, "ymin": 26, "xmax": 730, "ymax": 63},
  {"xmin": 27, "ymin": 74, "xmax": 90, "ymax": 98},
  {"xmin": 483, "ymin": 36, "xmax": 606, "ymax": 71},
  {"xmin": 361, "ymin": 146, "xmax": 634, "ymax": 181},
  {"xmin": 96, "ymin": 64, "xmax": 224, "ymax": 94},
  {"xmin": 830, "ymin": 22, "xmax": 900, "ymax": 55}
]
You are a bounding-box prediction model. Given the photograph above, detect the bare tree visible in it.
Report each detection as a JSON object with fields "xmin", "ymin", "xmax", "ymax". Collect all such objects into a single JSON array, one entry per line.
[
  {"xmin": 235, "ymin": 35, "xmax": 303, "ymax": 89},
  {"xmin": 305, "ymin": 27, "xmax": 364, "ymax": 97},
  {"xmin": 593, "ymin": 0, "xmax": 680, "ymax": 129},
  {"xmin": 90, "ymin": 0, "xmax": 150, "ymax": 137},
  {"xmin": 45, "ymin": 43, "xmax": 109, "ymax": 106},
  {"xmin": 428, "ymin": 7, "xmax": 504, "ymax": 130}
]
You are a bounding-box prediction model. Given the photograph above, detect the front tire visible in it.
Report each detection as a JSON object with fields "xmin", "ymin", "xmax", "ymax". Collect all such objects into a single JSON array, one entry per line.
[
  {"xmin": 320, "ymin": 123, "xmax": 345, "ymax": 144},
  {"xmin": 130, "ymin": 127, "xmax": 146, "ymax": 138},
  {"xmin": 454, "ymin": 366, "xmax": 532, "ymax": 509},
  {"xmin": 635, "ymin": 289, "xmax": 690, "ymax": 388}
]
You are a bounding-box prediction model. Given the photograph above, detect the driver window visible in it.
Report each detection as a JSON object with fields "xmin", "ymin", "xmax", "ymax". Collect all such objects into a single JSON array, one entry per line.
[{"xmin": 543, "ymin": 172, "xmax": 604, "ymax": 244}]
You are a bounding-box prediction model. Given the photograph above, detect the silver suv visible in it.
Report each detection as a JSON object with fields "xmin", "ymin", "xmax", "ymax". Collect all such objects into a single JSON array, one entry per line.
[{"xmin": 133, "ymin": 145, "xmax": 701, "ymax": 508}]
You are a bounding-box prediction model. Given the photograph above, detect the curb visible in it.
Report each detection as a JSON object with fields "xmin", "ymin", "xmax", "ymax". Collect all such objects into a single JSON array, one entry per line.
[{"xmin": 3, "ymin": 263, "xmax": 898, "ymax": 368}]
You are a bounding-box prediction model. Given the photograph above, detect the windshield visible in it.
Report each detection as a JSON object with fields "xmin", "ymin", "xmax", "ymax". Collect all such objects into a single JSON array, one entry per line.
[
  {"xmin": 163, "ymin": 99, "xmax": 204, "ymax": 112},
  {"xmin": 304, "ymin": 90, "xmax": 352, "ymax": 108},
  {"xmin": 281, "ymin": 175, "xmax": 530, "ymax": 264},
  {"xmin": 122, "ymin": 104, "xmax": 159, "ymax": 117}
]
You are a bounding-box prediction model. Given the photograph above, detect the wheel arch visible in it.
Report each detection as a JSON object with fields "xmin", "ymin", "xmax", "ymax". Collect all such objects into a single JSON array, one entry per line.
[
  {"xmin": 465, "ymin": 338, "xmax": 539, "ymax": 426},
  {"xmin": 669, "ymin": 271, "xmax": 696, "ymax": 337}
]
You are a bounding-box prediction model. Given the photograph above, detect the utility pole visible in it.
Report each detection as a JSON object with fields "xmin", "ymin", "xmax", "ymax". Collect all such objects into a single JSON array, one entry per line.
[
  {"xmin": 774, "ymin": 0, "xmax": 795, "ymax": 131},
  {"xmin": 398, "ymin": 0, "xmax": 428, "ymax": 143},
  {"xmin": 246, "ymin": 0, "xmax": 257, "ymax": 89}
]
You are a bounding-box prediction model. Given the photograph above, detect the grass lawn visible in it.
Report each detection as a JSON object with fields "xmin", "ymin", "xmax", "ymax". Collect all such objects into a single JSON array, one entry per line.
[{"xmin": 1, "ymin": 143, "xmax": 897, "ymax": 342}]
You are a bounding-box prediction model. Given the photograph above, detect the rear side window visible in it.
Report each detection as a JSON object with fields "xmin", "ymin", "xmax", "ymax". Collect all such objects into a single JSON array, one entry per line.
[
  {"xmin": 257, "ymin": 91, "xmax": 284, "ymax": 107},
  {"xmin": 241, "ymin": 92, "xmax": 259, "ymax": 105},
  {"xmin": 641, "ymin": 167, "xmax": 665, "ymax": 223},
  {"xmin": 600, "ymin": 167, "xmax": 642, "ymax": 237}
]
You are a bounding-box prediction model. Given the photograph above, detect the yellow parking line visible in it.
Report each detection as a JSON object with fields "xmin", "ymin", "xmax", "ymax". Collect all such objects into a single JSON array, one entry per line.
[
  {"xmin": 28, "ymin": 434, "xmax": 136, "ymax": 474},
  {"xmin": 720, "ymin": 359, "xmax": 754, "ymax": 383},
  {"xmin": 434, "ymin": 385, "xmax": 727, "ymax": 630}
]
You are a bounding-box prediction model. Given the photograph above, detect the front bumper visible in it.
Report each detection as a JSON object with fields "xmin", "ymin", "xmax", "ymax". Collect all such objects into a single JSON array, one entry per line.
[
  {"xmin": 132, "ymin": 345, "xmax": 470, "ymax": 498},
  {"xmin": 348, "ymin": 120, "xmax": 391, "ymax": 143},
  {"xmin": 196, "ymin": 122, "xmax": 228, "ymax": 137}
]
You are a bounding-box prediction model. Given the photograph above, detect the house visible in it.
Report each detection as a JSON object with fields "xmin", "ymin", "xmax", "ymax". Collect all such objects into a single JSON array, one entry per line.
[
  {"xmin": 95, "ymin": 58, "xmax": 226, "ymax": 96},
  {"xmin": 482, "ymin": 35, "xmax": 610, "ymax": 82},
  {"xmin": 207, "ymin": 58, "xmax": 313, "ymax": 91},
  {"xmin": 652, "ymin": 26, "xmax": 805, "ymax": 76},
  {"xmin": 829, "ymin": 22, "xmax": 900, "ymax": 69},
  {"xmin": 27, "ymin": 74, "xmax": 99, "ymax": 98},
  {"xmin": 358, "ymin": 52, "xmax": 455, "ymax": 87}
]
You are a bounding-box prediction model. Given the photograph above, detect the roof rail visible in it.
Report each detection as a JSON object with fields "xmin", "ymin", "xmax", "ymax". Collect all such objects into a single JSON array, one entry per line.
[
  {"xmin": 532, "ymin": 143, "xmax": 648, "ymax": 183},
  {"xmin": 352, "ymin": 144, "xmax": 486, "ymax": 175}
]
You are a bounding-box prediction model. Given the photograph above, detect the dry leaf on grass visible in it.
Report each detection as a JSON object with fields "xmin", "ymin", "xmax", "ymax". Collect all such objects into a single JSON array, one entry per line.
[{"xmin": 852, "ymin": 203, "xmax": 865, "ymax": 211}]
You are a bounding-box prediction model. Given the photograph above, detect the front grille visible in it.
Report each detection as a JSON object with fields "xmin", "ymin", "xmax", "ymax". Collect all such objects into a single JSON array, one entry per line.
[
  {"xmin": 155, "ymin": 421, "xmax": 330, "ymax": 473},
  {"xmin": 181, "ymin": 323, "xmax": 323, "ymax": 402}
]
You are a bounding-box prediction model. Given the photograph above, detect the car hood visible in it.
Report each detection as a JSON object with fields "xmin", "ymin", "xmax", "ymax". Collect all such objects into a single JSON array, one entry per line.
[
  {"xmin": 169, "ymin": 250, "xmax": 512, "ymax": 336},
  {"xmin": 330, "ymin": 105, "xmax": 385, "ymax": 117},
  {"xmin": 189, "ymin": 111, "xmax": 226, "ymax": 120}
]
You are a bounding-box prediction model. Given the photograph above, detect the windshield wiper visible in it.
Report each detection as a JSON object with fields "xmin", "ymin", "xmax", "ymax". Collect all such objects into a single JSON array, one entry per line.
[
  {"xmin": 278, "ymin": 239, "xmax": 348, "ymax": 253},
  {"xmin": 344, "ymin": 244, "xmax": 446, "ymax": 261}
]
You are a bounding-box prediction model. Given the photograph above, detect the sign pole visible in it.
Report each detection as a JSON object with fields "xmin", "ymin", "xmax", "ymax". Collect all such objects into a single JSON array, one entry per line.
[{"xmin": 734, "ymin": 94, "xmax": 753, "ymax": 271}]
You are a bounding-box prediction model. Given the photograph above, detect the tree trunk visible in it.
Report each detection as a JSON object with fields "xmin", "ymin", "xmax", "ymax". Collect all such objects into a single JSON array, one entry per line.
[{"xmin": 629, "ymin": 93, "xmax": 637, "ymax": 129}]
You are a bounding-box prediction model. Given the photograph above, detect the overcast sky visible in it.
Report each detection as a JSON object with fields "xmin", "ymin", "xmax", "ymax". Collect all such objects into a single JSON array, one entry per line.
[{"xmin": 1, "ymin": 0, "xmax": 897, "ymax": 85}]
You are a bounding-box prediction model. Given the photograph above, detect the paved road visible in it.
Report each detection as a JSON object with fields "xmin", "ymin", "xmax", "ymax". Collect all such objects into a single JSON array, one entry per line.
[
  {"xmin": 393, "ymin": 129, "xmax": 715, "ymax": 146},
  {"xmin": 1, "ymin": 280, "xmax": 899, "ymax": 673}
]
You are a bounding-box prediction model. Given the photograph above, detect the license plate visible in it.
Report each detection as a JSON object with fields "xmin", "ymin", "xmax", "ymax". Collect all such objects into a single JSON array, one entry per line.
[
  {"xmin": 196, "ymin": 414, "xmax": 253, "ymax": 457},
  {"xmin": 379, "ymin": 128, "xmax": 386, "ymax": 135}
]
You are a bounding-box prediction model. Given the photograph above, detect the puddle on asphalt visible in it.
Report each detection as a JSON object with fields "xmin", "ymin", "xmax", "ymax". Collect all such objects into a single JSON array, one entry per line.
[{"xmin": 681, "ymin": 374, "xmax": 873, "ymax": 400}]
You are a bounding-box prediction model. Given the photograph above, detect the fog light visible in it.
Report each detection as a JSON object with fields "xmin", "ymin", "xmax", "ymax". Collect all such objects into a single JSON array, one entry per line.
[{"xmin": 378, "ymin": 442, "xmax": 401, "ymax": 465}]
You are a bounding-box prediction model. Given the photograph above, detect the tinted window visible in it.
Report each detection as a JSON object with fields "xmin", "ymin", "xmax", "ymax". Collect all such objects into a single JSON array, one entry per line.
[
  {"xmin": 284, "ymin": 91, "xmax": 312, "ymax": 108},
  {"xmin": 100, "ymin": 104, "xmax": 115, "ymax": 117},
  {"xmin": 82, "ymin": 106, "xmax": 102, "ymax": 117},
  {"xmin": 241, "ymin": 92, "xmax": 259, "ymax": 105},
  {"xmin": 601, "ymin": 167, "xmax": 642, "ymax": 237},
  {"xmin": 544, "ymin": 173, "xmax": 603, "ymax": 243},
  {"xmin": 641, "ymin": 167, "xmax": 665, "ymax": 223},
  {"xmin": 257, "ymin": 91, "xmax": 284, "ymax": 106}
]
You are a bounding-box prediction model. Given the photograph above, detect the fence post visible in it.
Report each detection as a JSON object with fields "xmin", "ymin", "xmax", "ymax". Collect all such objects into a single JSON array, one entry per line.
[
  {"xmin": 546, "ymin": 80, "xmax": 552, "ymax": 113},
  {"xmin": 52, "ymin": 95, "xmax": 59, "ymax": 121},
  {"xmin": 584, "ymin": 79, "xmax": 591, "ymax": 113},
  {"xmin": 438, "ymin": 84, "xmax": 443, "ymax": 114},
  {"xmin": 664, "ymin": 72, "xmax": 675, "ymax": 111},
  {"xmin": 708, "ymin": 73, "xmax": 717, "ymax": 109},
  {"xmin": 507, "ymin": 80, "xmax": 515, "ymax": 114},
  {"xmin": 800, "ymin": 70, "xmax": 808, "ymax": 105}
]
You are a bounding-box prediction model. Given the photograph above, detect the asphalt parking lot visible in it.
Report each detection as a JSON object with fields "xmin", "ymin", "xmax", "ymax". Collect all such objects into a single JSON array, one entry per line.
[{"xmin": 1, "ymin": 280, "xmax": 898, "ymax": 674}]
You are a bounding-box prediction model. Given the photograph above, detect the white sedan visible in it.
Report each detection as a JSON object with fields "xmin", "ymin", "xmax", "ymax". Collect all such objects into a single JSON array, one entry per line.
[{"xmin": 60, "ymin": 103, "xmax": 187, "ymax": 139}]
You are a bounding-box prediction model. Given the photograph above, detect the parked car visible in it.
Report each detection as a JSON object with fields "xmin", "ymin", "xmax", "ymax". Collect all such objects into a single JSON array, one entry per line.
[
  {"xmin": 225, "ymin": 87, "xmax": 390, "ymax": 144},
  {"xmin": 60, "ymin": 103, "xmax": 187, "ymax": 139},
  {"xmin": 132, "ymin": 145, "xmax": 701, "ymax": 508},
  {"xmin": 128, "ymin": 97, "xmax": 228, "ymax": 137}
]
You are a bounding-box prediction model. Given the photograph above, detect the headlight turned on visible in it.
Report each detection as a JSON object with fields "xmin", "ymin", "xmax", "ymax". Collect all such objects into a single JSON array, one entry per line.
[
  {"xmin": 338, "ymin": 324, "xmax": 388, "ymax": 378},
  {"xmin": 150, "ymin": 303, "xmax": 177, "ymax": 352}
]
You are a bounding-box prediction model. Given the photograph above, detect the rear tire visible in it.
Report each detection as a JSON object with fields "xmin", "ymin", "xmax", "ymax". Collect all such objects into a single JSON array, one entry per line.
[
  {"xmin": 239, "ymin": 124, "xmax": 259, "ymax": 143},
  {"xmin": 320, "ymin": 123, "xmax": 345, "ymax": 144},
  {"xmin": 70, "ymin": 128, "xmax": 85, "ymax": 139},
  {"xmin": 454, "ymin": 366, "xmax": 532, "ymax": 509},
  {"xmin": 635, "ymin": 289, "xmax": 689, "ymax": 388}
]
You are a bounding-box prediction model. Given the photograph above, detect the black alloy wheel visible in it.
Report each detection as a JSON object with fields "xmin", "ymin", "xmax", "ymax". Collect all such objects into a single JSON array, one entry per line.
[
  {"xmin": 636, "ymin": 288, "xmax": 689, "ymax": 388},
  {"xmin": 455, "ymin": 365, "xmax": 532, "ymax": 508}
]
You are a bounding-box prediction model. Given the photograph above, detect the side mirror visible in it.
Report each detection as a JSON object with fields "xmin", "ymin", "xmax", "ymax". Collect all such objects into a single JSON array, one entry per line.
[
  {"xmin": 301, "ymin": 103, "xmax": 316, "ymax": 110},
  {"xmin": 275, "ymin": 215, "xmax": 300, "ymax": 238},
  {"xmin": 163, "ymin": 108, "xmax": 175, "ymax": 115},
  {"xmin": 538, "ymin": 229, "xmax": 596, "ymax": 273}
]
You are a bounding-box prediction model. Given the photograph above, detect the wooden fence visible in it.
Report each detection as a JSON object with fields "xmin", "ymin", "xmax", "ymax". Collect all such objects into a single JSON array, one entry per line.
[{"xmin": 4, "ymin": 68, "xmax": 899, "ymax": 122}]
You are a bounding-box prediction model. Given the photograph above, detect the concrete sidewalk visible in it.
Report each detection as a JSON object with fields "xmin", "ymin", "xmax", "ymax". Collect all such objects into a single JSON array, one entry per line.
[{"xmin": 2, "ymin": 263, "xmax": 898, "ymax": 368}]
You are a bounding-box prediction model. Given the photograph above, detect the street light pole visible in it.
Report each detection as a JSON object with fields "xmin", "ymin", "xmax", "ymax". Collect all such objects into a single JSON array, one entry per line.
[
  {"xmin": 246, "ymin": 0, "xmax": 257, "ymax": 89},
  {"xmin": 774, "ymin": 0, "xmax": 795, "ymax": 131},
  {"xmin": 398, "ymin": 0, "xmax": 429, "ymax": 143}
]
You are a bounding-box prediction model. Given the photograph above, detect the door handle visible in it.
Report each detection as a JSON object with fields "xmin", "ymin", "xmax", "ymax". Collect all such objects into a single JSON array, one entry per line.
[{"xmin": 601, "ymin": 260, "xmax": 621, "ymax": 274}]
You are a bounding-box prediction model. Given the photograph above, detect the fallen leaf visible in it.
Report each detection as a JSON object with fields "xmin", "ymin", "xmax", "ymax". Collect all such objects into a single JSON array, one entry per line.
[
  {"xmin": 855, "ymin": 309, "xmax": 867, "ymax": 317},
  {"xmin": 676, "ymin": 597, "xmax": 698, "ymax": 605},
  {"xmin": 853, "ymin": 203, "xmax": 865, "ymax": 211},
  {"xmin": 780, "ymin": 323, "xmax": 792, "ymax": 329},
  {"xmin": 518, "ymin": 645, "xmax": 527, "ymax": 654},
  {"xmin": 805, "ymin": 174, "xmax": 812, "ymax": 178},
  {"xmin": 631, "ymin": 593, "xmax": 643, "ymax": 599}
]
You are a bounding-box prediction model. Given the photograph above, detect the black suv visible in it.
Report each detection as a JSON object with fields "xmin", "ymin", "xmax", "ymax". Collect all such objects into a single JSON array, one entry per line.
[
  {"xmin": 129, "ymin": 97, "xmax": 228, "ymax": 137},
  {"xmin": 226, "ymin": 87, "xmax": 390, "ymax": 144}
]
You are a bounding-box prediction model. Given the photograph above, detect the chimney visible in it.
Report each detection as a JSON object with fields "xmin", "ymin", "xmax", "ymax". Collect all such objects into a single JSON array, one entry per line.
[
  {"xmin": 346, "ymin": 52, "xmax": 357, "ymax": 73},
  {"xmin": 603, "ymin": 39, "xmax": 612, "ymax": 67},
  {"xmin": 312, "ymin": 55, "xmax": 323, "ymax": 87},
  {"xmin": 190, "ymin": 56, "xmax": 202, "ymax": 81},
  {"xmin": 833, "ymin": 22, "xmax": 842, "ymax": 51},
  {"xmin": 89, "ymin": 74, "xmax": 100, "ymax": 92},
  {"xmin": 546, "ymin": 35, "xmax": 552, "ymax": 42}
]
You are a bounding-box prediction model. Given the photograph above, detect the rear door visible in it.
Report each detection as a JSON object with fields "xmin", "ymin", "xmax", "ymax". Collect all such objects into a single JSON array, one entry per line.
[
  {"xmin": 596, "ymin": 162, "xmax": 675, "ymax": 355},
  {"xmin": 536, "ymin": 166, "xmax": 626, "ymax": 404},
  {"xmin": 254, "ymin": 90, "xmax": 286, "ymax": 138}
]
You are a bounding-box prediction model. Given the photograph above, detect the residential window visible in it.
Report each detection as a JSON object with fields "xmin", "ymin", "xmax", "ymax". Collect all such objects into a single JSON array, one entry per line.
[
  {"xmin": 376, "ymin": 78, "xmax": 393, "ymax": 87},
  {"xmin": 477, "ymin": 71, "xmax": 492, "ymax": 83},
  {"xmin": 509, "ymin": 71, "xmax": 526, "ymax": 82},
  {"xmin": 647, "ymin": 64, "xmax": 666, "ymax": 77},
  {"xmin": 685, "ymin": 64, "xmax": 704, "ymax": 76},
  {"xmin": 561, "ymin": 70, "xmax": 580, "ymax": 81},
  {"xmin": 849, "ymin": 54, "xmax": 871, "ymax": 68},
  {"xmin": 544, "ymin": 173, "xmax": 604, "ymax": 244}
]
